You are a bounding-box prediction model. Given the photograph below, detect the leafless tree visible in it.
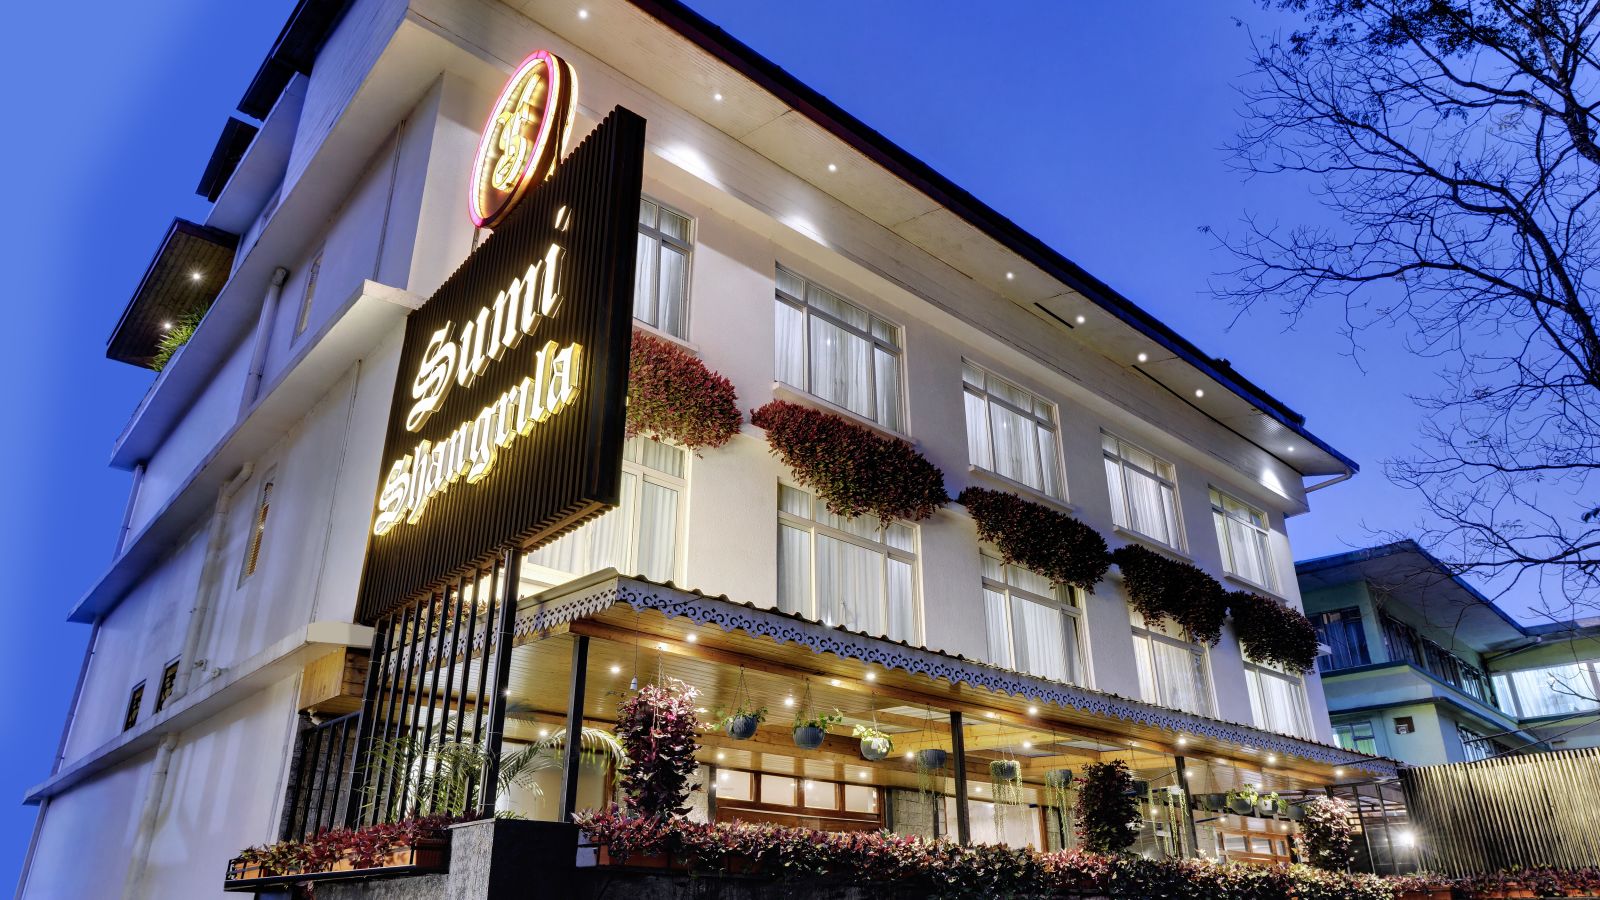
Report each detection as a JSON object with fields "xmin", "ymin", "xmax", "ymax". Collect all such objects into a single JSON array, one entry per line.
[{"xmin": 1219, "ymin": 0, "xmax": 1600, "ymax": 626}]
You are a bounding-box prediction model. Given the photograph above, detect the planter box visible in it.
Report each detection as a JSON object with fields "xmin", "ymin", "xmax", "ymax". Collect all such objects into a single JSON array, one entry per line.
[
  {"xmin": 593, "ymin": 845, "xmax": 690, "ymax": 871},
  {"xmin": 223, "ymin": 838, "xmax": 448, "ymax": 891}
]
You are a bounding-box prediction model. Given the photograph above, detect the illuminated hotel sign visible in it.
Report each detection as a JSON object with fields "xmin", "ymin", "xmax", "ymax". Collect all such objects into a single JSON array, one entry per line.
[
  {"xmin": 357, "ymin": 62, "xmax": 645, "ymax": 621},
  {"xmin": 469, "ymin": 50, "xmax": 576, "ymax": 229}
]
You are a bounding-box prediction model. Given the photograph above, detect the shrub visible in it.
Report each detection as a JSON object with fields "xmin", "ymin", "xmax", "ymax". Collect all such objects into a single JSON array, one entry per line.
[
  {"xmin": 151, "ymin": 311, "xmax": 201, "ymax": 372},
  {"xmin": 1300, "ymin": 795, "xmax": 1356, "ymax": 871},
  {"xmin": 232, "ymin": 814, "xmax": 457, "ymax": 879},
  {"xmin": 1110, "ymin": 544, "xmax": 1228, "ymax": 645},
  {"xmin": 1074, "ymin": 760, "xmax": 1140, "ymax": 853},
  {"xmin": 615, "ymin": 677, "xmax": 702, "ymax": 818},
  {"xmin": 626, "ymin": 333, "xmax": 742, "ymax": 450},
  {"xmin": 750, "ymin": 400, "xmax": 948, "ymax": 524},
  {"xmin": 957, "ymin": 487, "xmax": 1110, "ymax": 591},
  {"xmin": 1230, "ymin": 590, "xmax": 1320, "ymax": 672}
]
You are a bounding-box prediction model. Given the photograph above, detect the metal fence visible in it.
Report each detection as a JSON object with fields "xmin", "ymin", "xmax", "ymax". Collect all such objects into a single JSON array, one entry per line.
[
  {"xmin": 279, "ymin": 711, "xmax": 361, "ymax": 841},
  {"xmin": 1401, "ymin": 748, "xmax": 1600, "ymax": 874}
]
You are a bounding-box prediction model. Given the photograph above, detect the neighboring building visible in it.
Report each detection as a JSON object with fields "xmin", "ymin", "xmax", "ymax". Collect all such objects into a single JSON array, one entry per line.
[
  {"xmin": 1299, "ymin": 540, "xmax": 1600, "ymax": 767},
  {"xmin": 21, "ymin": 1, "xmax": 1382, "ymax": 897}
]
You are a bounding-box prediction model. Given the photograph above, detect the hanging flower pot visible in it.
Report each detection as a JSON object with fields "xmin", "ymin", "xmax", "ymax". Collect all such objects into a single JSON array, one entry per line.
[
  {"xmin": 853, "ymin": 724, "xmax": 893, "ymax": 761},
  {"xmin": 916, "ymin": 748, "xmax": 948, "ymax": 770},
  {"xmin": 790, "ymin": 701, "xmax": 842, "ymax": 752},
  {"xmin": 1287, "ymin": 802, "xmax": 1305, "ymax": 822},
  {"xmin": 793, "ymin": 725, "xmax": 825, "ymax": 750},
  {"xmin": 1126, "ymin": 779, "xmax": 1150, "ymax": 798},
  {"xmin": 1044, "ymin": 769, "xmax": 1073, "ymax": 790},
  {"xmin": 990, "ymin": 759, "xmax": 1022, "ymax": 782},
  {"xmin": 726, "ymin": 714, "xmax": 762, "ymax": 741},
  {"xmin": 1203, "ymin": 793, "xmax": 1227, "ymax": 812},
  {"xmin": 1229, "ymin": 794, "xmax": 1256, "ymax": 815}
]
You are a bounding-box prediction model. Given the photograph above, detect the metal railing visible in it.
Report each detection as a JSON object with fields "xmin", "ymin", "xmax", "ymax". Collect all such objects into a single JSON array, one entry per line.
[{"xmin": 279, "ymin": 711, "xmax": 361, "ymax": 841}]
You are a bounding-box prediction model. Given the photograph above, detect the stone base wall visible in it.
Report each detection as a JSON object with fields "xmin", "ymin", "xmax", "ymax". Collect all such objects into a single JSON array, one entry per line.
[{"xmin": 887, "ymin": 788, "xmax": 940, "ymax": 840}]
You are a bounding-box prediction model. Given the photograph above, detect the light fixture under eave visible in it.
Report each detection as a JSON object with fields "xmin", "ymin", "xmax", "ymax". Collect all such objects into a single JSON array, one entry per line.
[
  {"xmin": 784, "ymin": 696, "xmax": 795, "ymax": 707},
  {"xmin": 1005, "ymin": 271, "xmax": 1015, "ymax": 281},
  {"xmin": 1177, "ymin": 736, "xmax": 1188, "ymax": 746},
  {"xmin": 1027, "ymin": 706, "xmax": 1038, "ymax": 716},
  {"xmin": 1334, "ymin": 768, "xmax": 1345, "ymax": 778},
  {"xmin": 1195, "ymin": 389, "xmax": 1205, "ymax": 398},
  {"xmin": 686, "ymin": 632, "xmax": 697, "ymax": 643},
  {"xmin": 865, "ymin": 671, "xmax": 877, "ymax": 681},
  {"xmin": 160, "ymin": 321, "xmax": 172, "ymax": 330},
  {"xmin": 827, "ymin": 163, "xmax": 838, "ymax": 173},
  {"xmin": 1286, "ymin": 445, "xmax": 1296, "ymax": 452},
  {"xmin": 713, "ymin": 92, "xmax": 723, "ymax": 101},
  {"xmin": 189, "ymin": 271, "xmax": 202, "ymax": 282},
  {"xmin": 1266, "ymin": 754, "xmax": 1278, "ymax": 764},
  {"xmin": 1136, "ymin": 353, "xmax": 1148, "ymax": 363},
  {"xmin": 1075, "ymin": 315, "xmax": 1085, "ymax": 324},
  {"xmin": 609, "ymin": 664, "xmax": 621, "ymax": 675},
  {"xmin": 829, "ymin": 678, "xmax": 841, "ymax": 687},
  {"xmin": 577, "ymin": 8, "xmax": 589, "ymax": 18}
]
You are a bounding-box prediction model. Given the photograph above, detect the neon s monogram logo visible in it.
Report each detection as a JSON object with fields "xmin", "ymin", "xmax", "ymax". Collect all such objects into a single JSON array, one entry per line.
[{"xmin": 491, "ymin": 106, "xmax": 535, "ymax": 192}]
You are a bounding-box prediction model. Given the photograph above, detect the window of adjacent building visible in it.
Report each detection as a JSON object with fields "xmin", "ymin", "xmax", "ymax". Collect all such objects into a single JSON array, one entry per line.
[
  {"xmin": 1333, "ymin": 720, "xmax": 1378, "ymax": 756},
  {"xmin": 1244, "ymin": 654, "xmax": 1314, "ymax": 739},
  {"xmin": 635, "ymin": 198, "xmax": 692, "ymax": 338},
  {"xmin": 123, "ymin": 681, "xmax": 145, "ymax": 732},
  {"xmin": 981, "ymin": 551, "xmax": 1084, "ymax": 685},
  {"xmin": 525, "ymin": 436, "xmax": 686, "ymax": 587},
  {"xmin": 238, "ymin": 471, "xmax": 276, "ymax": 586},
  {"xmin": 1210, "ymin": 488, "xmax": 1275, "ymax": 590},
  {"xmin": 774, "ymin": 265, "xmax": 904, "ymax": 431},
  {"xmin": 961, "ymin": 361, "xmax": 1063, "ymax": 498},
  {"xmin": 1312, "ymin": 607, "xmax": 1371, "ymax": 672},
  {"xmin": 154, "ymin": 658, "xmax": 180, "ymax": 713},
  {"xmin": 1130, "ymin": 610, "xmax": 1214, "ymax": 716},
  {"xmin": 1457, "ymin": 724, "xmax": 1495, "ymax": 763},
  {"xmin": 1493, "ymin": 662, "xmax": 1600, "ymax": 719},
  {"xmin": 1379, "ymin": 613, "xmax": 1498, "ymax": 707},
  {"xmin": 294, "ymin": 248, "xmax": 323, "ymax": 338},
  {"xmin": 1102, "ymin": 432, "xmax": 1181, "ymax": 548},
  {"xmin": 777, "ymin": 483, "xmax": 918, "ymax": 644}
]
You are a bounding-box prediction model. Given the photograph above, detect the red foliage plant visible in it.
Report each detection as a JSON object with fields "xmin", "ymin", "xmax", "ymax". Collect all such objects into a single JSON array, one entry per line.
[
  {"xmin": 1229, "ymin": 591, "xmax": 1319, "ymax": 672},
  {"xmin": 750, "ymin": 400, "xmax": 948, "ymax": 525},
  {"xmin": 959, "ymin": 487, "xmax": 1109, "ymax": 592},
  {"xmin": 1110, "ymin": 544, "xmax": 1227, "ymax": 645},
  {"xmin": 627, "ymin": 333, "xmax": 742, "ymax": 451},
  {"xmin": 616, "ymin": 677, "xmax": 703, "ymax": 819}
]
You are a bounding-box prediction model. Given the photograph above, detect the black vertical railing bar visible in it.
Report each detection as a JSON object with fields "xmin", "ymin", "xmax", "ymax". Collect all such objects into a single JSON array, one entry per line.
[
  {"xmin": 440, "ymin": 572, "xmax": 467, "ymax": 810},
  {"xmin": 281, "ymin": 716, "xmax": 312, "ymax": 840},
  {"xmin": 559, "ymin": 635, "xmax": 590, "ymax": 823},
  {"xmin": 464, "ymin": 557, "xmax": 502, "ymax": 816},
  {"xmin": 417, "ymin": 587, "xmax": 451, "ymax": 817},
  {"xmin": 373, "ymin": 610, "xmax": 407, "ymax": 825},
  {"xmin": 452, "ymin": 567, "xmax": 480, "ymax": 749},
  {"xmin": 386, "ymin": 598, "xmax": 427, "ymax": 823},
  {"xmin": 305, "ymin": 723, "xmax": 329, "ymax": 835},
  {"xmin": 326, "ymin": 713, "xmax": 354, "ymax": 832},
  {"xmin": 949, "ymin": 710, "xmax": 971, "ymax": 846},
  {"xmin": 1174, "ymin": 756, "xmax": 1199, "ymax": 858},
  {"xmin": 478, "ymin": 548, "xmax": 522, "ymax": 818},
  {"xmin": 346, "ymin": 619, "xmax": 391, "ymax": 828}
]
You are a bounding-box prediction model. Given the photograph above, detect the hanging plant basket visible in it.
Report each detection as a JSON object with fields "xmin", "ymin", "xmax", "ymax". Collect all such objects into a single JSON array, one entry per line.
[
  {"xmin": 1287, "ymin": 803, "xmax": 1306, "ymax": 822},
  {"xmin": 1229, "ymin": 591, "xmax": 1319, "ymax": 672},
  {"xmin": 726, "ymin": 714, "xmax": 762, "ymax": 741},
  {"xmin": 916, "ymin": 748, "xmax": 948, "ymax": 770},
  {"xmin": 1230, "ymin": 795, "xmax": 1256, "ymax": 815},
  {"xmin": 990, "ymin": 759, "xmax": 1022, "ymax": 782},
  {"xmin": 750, "ymin": 400, "xmax": 949, "ymax": 524},
  {"xmin": 793, "ymin": 725, "xmax": 825, "ymax": 750},
  {"xmin": 790, "ymin": 689, "xmax": 842, "ymax": 752},
  {"xmin": 627, "ymin": 333, "xmax": 743, "ymax": 451},
  {"xmin": 958, "ymin": 487, "xmax": 1110, "ymax": 591},
  {"xmin": 1044, "ymin": 769, "xmax": 1073, "ymax": 790},
  {"xmin": 853, "ymin": 723, "xmax": 893, "ymax": 761},
  {"xmin": 1110, "ymin": 544, "xmax": 1227, "ymax": 645}
]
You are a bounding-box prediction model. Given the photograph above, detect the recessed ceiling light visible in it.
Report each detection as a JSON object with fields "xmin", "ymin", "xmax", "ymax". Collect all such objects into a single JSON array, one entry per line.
[
  {"xmin": 784, "ymin": 696, "xmax": 795, "ymax": 707},
  {"xmin": 858, "ymin": 770, "xmax": 869, "ymax": 779},
  {"xmin": 686, "ymin": 633, "xmax": 697, "ymax": 643},
  {"xmin": 1136, "ymin": 353, "xmax": 1148, "ymax": 363},
  {"xmin": 1177, "ymin": 736, "xmax": 1188, "ymax": 746},
  {"xmin": 609, "ymin": 665, "xmax": 620, "ymax": 674},
  {"xmin": 1184, "ymin": 768, "xmax": 1195, "ymax": 778},
  {"xmin": 1195, "ymin": 389, "xmax": 1205, "ymax": 398},
  {"xmin": 827, "ymin": 163, "xmax": 838, "ymax": 173},
  {"xmin": 829, "ymin": 678, "xmax": 841, "ymax": 687},
  {"xmin": 1286, "ymin": 445, "xmax": 1296, "ymax": 453},
  {"xmin": 1267, "ymin": 754, "xmax": 1278, "ymax": 764},
  {"xmin": 577, "ymin": 8, "xmax": 589, "ymax": 18},
  {"xmin": 985, "ymin": 711, "xmax": 996, "ymax": 719},
  {"xmin": 160, "ymin": 321, "xmax": 172, "ymax": 330},
  {"xmin": 904, "ymin": 752, "xmax": 914, "ymax": 760},
  {"xmin": 1075, "ymin": 315, "xmax": 1085, "ymax": 324},
  {"xmin": 1334, "ymin": 768, "xmax": 1344, "ymax": 777},
  {"xmin": 1027, "ymin": 706, "xmax": 1038, "ymax": 716},
  {"xmin": 1005, "ymin": 272, "xmax": 1015, "ymax": 281},
  {"xmin": 717, "ymin": 751, "xmax": 726, "ymax": 760},
  {"xmin": 713, "ymin": 92, "xmax": 723, "ymax": 102},
  {"xmin": 539, "ymin": 728, "xmax": 550, "ymax": 738},
  {"xmin": 865, "ymin": 671, "xmax": 876, "ymax": 681},
  {"xmin": 189, "ymin": 271, "xmax": 202, "ymax": 281},
  {"xmin": 1022, "ymin": 740, "xmax": 1032, "ymax": 748}
]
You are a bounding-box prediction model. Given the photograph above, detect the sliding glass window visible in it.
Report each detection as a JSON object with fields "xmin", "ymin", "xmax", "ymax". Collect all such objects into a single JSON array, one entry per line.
[
  {"xmin": 981, "ymin": 551, "xmax": 1085, "ymax": 685},
  {"xmin": 774, "ymin": 265, "xmax": 904, "ymax": 430},
  {"xmin": 777, "ymin": 483, "xmax": 918, "ymax": 645},
  {"xmin": 962, "ymin": 361, "xmax": 1063, "ymax": 498},
  {"xmin": 634, "ymin": 198, "xmax": 692, "ymax": 338}
]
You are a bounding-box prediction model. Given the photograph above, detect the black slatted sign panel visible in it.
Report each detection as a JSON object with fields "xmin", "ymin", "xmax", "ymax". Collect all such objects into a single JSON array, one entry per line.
[{"xmin": 357, "ymin": 106, "xmax": 644, "ymax": 623}]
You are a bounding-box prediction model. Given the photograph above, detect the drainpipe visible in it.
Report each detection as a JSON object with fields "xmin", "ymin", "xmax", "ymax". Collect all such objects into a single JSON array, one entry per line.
[
  {"xmin": 171, "ymin": 463, "xmax": 254, "ymax": 703},
  {"xmin": 240, "ymin": 267, "xmax": 289, "ymax": 418},
  {"xmin": 122, "ymin": 733, "xmax": 179, "ymax": 899},
  {"xmin": 1304, "ymin": 470, "xmax": 1354, "ymax": 494},
  {"xmin": 115, "ymin": 463, "xmax": 146, "ymax": 558}
]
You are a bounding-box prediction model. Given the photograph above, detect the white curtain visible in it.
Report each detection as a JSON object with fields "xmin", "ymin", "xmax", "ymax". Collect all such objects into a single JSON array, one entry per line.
[
  {"xmin": 965, "ymin": 390, "xmax": 992, "ymax": 470},
  {"xmin": 1226, "ymin": 517, "xmax": 1272, "ymax": 586},
  {"xmin": 1247, "ymin": 667, "xmax": 1312, "ymax": 739},
  {"xmin": 808, "ymin": 317, "xmax": 873, "ymax": 419},
  {"xmin": 816, "ymin": 533, "xmax": 883, "ymax": 635},
  {"xmin": 984, "ymin": 588, "xmax": 1012, "ymax": 669},
  {"xmin": 874, "ymin": 346, "xmax": 903, "ymax": 430},
  {"xmin": 777, "ymin": 523, "xmax": 811, "ymax": 617},
  {"xmin": 887, "ymin": 558, "xmax": 915, "ymax": 644},
  {"xmin": 529, "ymin": 471, "xmax": 634, "ymax": 577},
  {"xmin": 656, "ymin": 241, "xmax": 688, "ymax": 337},
  {"xmin": 774, "ymin": 301, "xmax": 805, "ymax": 387},
  {"xmin": 989, "ymin": 401, "xmax": 1041, "ymax": 489},
  {"xmin": 1104, "ymin": 456, "xmax": 1128, "ymax": 529},
  {"xmin": 1013, "ymin": 596, "xmax": 1073, "ymax": 684},
  {"xmin": 1140, "ymin": 633, "xmax": 1212, "ymax": 716},
  {"xmin": 635, "ymin": 480, "xmax": 678, "ymax": 581}
]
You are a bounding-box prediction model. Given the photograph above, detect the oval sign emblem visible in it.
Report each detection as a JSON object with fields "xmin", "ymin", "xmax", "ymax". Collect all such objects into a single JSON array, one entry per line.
[{"xmin": 468, "ymin": 50, "xmax": 577, "ymax": 228}]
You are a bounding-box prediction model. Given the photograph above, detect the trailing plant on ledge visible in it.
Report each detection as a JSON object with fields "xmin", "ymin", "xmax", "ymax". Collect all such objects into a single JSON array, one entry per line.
[
  {"xmin": 1110, "ymin": 544, "xmax": 1227, "ymax": 645},
  {"xmin": 1229, "ymin": 590, "xmax": 1320, "ymax": 673},
  {"xmin": 627, "ymin": 332, "xmax": 743, "ymax": 451},
  {"xmin": 616, "ymin": 677, "xmax": 702, "ymax": 819},
  {"xmin": 958, "ymin": 487, "xmax": 1110, "ymax": 591},
  {"xmin": 750, "ymin": 400, "xmax": 948, "ymax": 524}
]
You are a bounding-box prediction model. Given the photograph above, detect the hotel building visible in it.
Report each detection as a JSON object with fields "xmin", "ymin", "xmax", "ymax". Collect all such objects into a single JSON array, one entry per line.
[{"xmin": 19, "ymin": 1, "xmax": 1388, "ymax": 896}]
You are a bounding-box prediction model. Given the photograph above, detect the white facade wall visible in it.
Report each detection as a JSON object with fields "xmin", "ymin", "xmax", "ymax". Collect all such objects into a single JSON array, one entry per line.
[{"xmin": 27, "ymin": 2, "xmax": 1345, "ymax": 896}]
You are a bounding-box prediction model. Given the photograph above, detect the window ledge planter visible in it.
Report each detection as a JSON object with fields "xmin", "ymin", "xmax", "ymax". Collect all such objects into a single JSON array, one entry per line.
[
  {"xmin": 965, "ymin": 464, "xmax": 1077, "ymax": 515},
  {"xmin": 224, "ymin": 837, "xmax": 449, "ymax": 891},
  {"xmin": 768, "ymin": 381, "xmax": 912, "ymax": 444}
]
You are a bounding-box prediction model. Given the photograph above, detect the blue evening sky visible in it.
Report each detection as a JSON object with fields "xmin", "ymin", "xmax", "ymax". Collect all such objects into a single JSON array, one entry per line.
[{"xmin": 0, "ymin": 0, "xmax": 1495, "ymax": 888}]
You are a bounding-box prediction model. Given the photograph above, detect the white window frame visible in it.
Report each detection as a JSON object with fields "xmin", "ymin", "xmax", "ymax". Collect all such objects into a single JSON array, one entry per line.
[
  {"xmin": 523, "ymin": 436, "xmax": 688, "ymax": 588},
  {"xmin": 777, "ymin": 483, "xmax": 921, "ymax": 645},
  {"xmin": 1210, "ymin": 487, "xmax": 1277, "ymax": 591},
  {"xmin": 980, "ymin": 551, "xmax": 1088, "ymax": 686},
  {"xmin": 1102, "ymin": 431, "xmax": 1183, "ymax": 550},
  {"xmin": 1129, "ymin": 611, "xmax": 1215, "ymax": 717},
  {"xmin": 961, "ymin": 361, "xmax": 1065, "ymax": 499},
  {"xmin": 1243, "ymin": 655, "xmax": 1315, "ymax": 739},
  {"xmin": 774, "ymin": 264, "xmax": 905, "ymax": 430},
  {"xmin": 1333, "ymin": 720, "xmax": 1379, "ymax": 755},
  {"xmin": 634, "ymin": 197, "xmax": 694, "ymax": 339}
]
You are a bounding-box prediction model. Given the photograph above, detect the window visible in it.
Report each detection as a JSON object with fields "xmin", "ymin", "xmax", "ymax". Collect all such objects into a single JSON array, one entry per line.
[
  {"xmin": 635, "ymin": 198, "xmax": 692, "ymax": 338},
  {"xmin": 154, "ymin": 658, "xmax": 180, "ymax": 713},
  {"xmin": 295, "ymin": 248, "xmax": 323, "ymax": 337},
  {"xmin": 525, "ymin": 436, "xmax": 686, "ymax": 587},
  {"xmin": 1244, "ymin": 655, "xmax": 1314, "ymax": 739},
  {"xmin": 123, "ymin": 682, "xmax": 145, "ymax": 732},
  {"xmin": 1313, "ymin": 607, "xmax": 1371, "ymax": 672},
  {"xmin": 1130, "ymin": 611, "xmax": 1213, "ymax": 716},
  {"xmin": 777, "ymin": 483, "xmax": 918, "ymax": 644},
  {"xmin": 239, "ymin": 471, "xmax": 275, "ymax": 585},
  {"xmin": 1379, "ymin": 614, "xmax": 1498, "ymax": 706},
  {"xmin": 1333, "ymin": 720, "xmax": 1378, "ymax": 755},
  {"xmin": 714, "ymin": 768, "xmax": 753, "ymax": 801},
  {"xmin": 774, "ymin": 265, "xmax": 904, "ymax": 430},
  {"xmin": 961, "ymin": 361, "xmax": 1063, "ymax": 497},
  {"xmin": 1102, "ymin": 433, "xmax": 1181, "ymax": 548},
  {"xmin": 981, "ymin": 552, "xmax": 1084, "ymax": 685},
  {"xmin": 1492, "ymin": 662, "xmax": 1600, "ymax": 719},
  {"xmin": 1457, "ymin": 724, "xmax": 1495, "ymax": 763},
  {"xmin": 1210, "ymin": 488, "xmax": 1275, "ymax": 590}
]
